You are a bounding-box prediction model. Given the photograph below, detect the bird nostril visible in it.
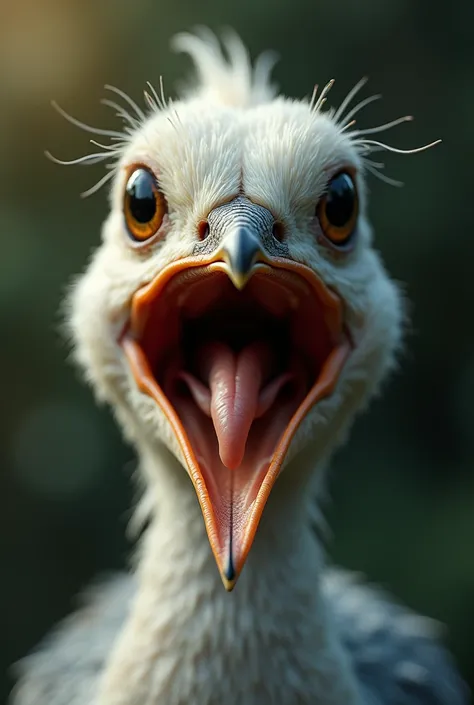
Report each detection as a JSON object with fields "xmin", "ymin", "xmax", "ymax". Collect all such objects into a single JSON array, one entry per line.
[
  {"xmin": 198, "ymin": 221, "xmax": 210, "ymax": 240},
  {"xmin": 272, "ymin": 222, "xmax": 285, "ymax": 242}
]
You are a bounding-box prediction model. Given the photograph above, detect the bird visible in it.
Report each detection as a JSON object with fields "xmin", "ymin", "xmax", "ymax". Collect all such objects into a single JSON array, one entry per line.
[{"xmin": 11, "ymin": 28, "xmax": 469, "ymax": 705}]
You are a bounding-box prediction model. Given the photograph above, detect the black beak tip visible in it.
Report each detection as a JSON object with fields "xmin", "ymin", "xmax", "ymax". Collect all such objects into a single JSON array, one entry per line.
[{"xmin": 224, "ymin": 554, "xmax": 236, "ymax": 582}]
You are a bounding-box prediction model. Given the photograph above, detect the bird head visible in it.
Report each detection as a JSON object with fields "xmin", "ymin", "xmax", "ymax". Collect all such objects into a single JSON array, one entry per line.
[{"xmin": 62, "ymin": 30, "xmax": 437, "ymax": 589}]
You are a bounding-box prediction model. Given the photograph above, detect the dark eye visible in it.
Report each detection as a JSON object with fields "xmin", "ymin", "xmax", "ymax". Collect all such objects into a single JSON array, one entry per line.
[
  {"xmin": 124, "ymin": 167, "xmax": 167, "ymax": 243},
  {"xmin": 317, "ymin": 171, "xmax": 358, "ymax": 246}
]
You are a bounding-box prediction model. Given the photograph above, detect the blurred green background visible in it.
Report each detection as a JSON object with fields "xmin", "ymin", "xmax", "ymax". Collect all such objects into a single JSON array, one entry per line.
[{"xmin": 1, "ymin": 0, "xmax": 473, "ymax": 701}]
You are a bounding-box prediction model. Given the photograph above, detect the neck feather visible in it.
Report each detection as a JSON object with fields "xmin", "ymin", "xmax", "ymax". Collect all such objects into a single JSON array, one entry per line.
[{"xmin": 97, "ymin": 444, "xmax": 361, "ymax": 705}]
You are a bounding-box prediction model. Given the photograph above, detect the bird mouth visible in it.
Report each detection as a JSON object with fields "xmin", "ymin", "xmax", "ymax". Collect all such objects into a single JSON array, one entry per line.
[{"xmin": 121, "ymin": 256, "xmax": 350, "ymax": 589}]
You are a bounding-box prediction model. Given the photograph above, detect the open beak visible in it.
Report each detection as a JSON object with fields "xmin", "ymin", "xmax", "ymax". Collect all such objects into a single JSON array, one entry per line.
[{"xmin": 121, "ymin": 198, "xmax": 351, "ymax": 590}]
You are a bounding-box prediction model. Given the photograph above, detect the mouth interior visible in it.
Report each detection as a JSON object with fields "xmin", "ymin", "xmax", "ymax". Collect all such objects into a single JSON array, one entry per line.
[{"xmin": 131, "ymin": 266, "xmax": 337, "ymax": 568}]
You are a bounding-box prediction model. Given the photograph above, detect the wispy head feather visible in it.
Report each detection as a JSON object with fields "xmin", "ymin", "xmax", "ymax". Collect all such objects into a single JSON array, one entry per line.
[
  {"xmin": 46, "ymin": 29, "xmax": 440, "ymax": 197},
  {"xmin": 45, "ymin": 80, "xmax": 166, "ymax": 198},
  {"xmin": 172, "ymin": 27, "xmax": 279, "ymax": 107},
  {"xmin": 330, "ymin": 77, "xmax": 441, "ymax": 187}
]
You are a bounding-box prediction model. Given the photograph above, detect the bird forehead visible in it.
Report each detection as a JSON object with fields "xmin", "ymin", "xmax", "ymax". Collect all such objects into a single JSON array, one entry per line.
[
  {"xmin": 127, "ymin": 102, "xmax": 242, "ymax": 164},
  {"xmin": 122, "ymin": 98, "xmax": 356, "ymax": 180}
]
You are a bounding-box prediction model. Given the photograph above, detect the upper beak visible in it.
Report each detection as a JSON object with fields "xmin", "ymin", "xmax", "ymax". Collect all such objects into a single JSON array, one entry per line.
[{"xmin": 196, "ymin": 194, "xmax": 282, "ymax": 291}]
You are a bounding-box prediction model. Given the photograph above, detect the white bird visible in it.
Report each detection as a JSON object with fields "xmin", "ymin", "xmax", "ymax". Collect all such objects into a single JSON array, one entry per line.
[{"xmin": 12, "ymin": 29, "xmax": 468, "ymax": 705}]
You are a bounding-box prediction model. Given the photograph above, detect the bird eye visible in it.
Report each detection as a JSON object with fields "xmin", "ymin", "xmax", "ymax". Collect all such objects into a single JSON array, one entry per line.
[
  {"xmin": 317, "ymin": 171, "xmax": 358, "ymax": 247},
  {"xmin": 124, "ymin": 167, "xmax": 167, "ymax": 243}
]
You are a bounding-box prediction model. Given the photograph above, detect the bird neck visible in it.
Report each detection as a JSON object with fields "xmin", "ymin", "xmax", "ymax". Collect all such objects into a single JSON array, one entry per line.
[{"xmin": 97, "ymin": 445, "xmax": 361, "ymax": 705}]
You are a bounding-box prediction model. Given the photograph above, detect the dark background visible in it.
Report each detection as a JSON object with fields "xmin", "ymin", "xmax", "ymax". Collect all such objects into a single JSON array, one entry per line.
[{"xmin": 1, "ymin": 0, "xmax": 473, "ymax": 701}]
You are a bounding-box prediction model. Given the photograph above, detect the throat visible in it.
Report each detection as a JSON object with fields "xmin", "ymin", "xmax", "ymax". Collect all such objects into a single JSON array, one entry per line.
[{"xmin": 97, "ymin": 448, "xmax": 361, "ymax": 705}]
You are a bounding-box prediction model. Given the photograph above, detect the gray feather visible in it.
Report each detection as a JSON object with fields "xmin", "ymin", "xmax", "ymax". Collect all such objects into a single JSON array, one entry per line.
[
  {"xmin": 323, "ymin": 570, "xmax": 470, "ymax": 705},
  {"xmin": 10, "ymin": 570, "xmax": 469, "ymax": 705}
]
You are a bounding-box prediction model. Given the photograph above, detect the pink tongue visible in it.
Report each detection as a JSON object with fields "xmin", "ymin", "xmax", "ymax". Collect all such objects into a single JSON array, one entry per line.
[
  {"xmin": 197, "ymin": 341, "xmax": 272, "ymax": 470},
  {"xmin": 177, "ymin": 340, "xmax": 294, "ymax": 471}
]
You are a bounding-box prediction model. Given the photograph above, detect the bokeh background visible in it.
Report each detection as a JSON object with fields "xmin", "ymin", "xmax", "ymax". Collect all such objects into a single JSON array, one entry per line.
[{"xmin": 1, "ymin": 0, "xmax": 473, "ymax": 701}]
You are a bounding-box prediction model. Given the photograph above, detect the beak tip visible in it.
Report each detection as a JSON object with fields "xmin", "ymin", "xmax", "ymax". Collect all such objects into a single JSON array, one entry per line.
[
  {"xmin": 221, "ymin": 553, "xmax": 237, "ymax": 591},
  {"xmin": 228, "ymin": 271, "xmax": 250, "ymax": 291},
  {"xmin": 222, "ymin": 576, "xmax": 237, "ymax": 592}
]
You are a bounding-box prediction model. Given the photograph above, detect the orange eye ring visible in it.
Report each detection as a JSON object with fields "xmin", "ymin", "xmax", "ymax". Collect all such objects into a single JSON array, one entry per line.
[
  {"xmin": 124, "ymin": 166, "xmax": 168, "ymax": 243},
  {"xmin": 317, "ymin": 170, "xmax": 358, "ymax": 247}
]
